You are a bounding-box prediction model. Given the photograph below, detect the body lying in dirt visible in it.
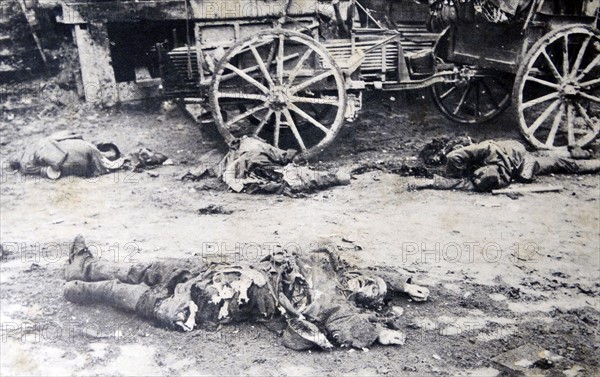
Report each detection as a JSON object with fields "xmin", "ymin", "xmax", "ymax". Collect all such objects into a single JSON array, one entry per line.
[
  {"xmin": 6, "ymin": 130, "xmax": 172, "ymax": 179},
  {"xmin": 64, "ymin": 235, "xmax": 429, "ymax": 350},
  {"xmin": 184, "ymin": 136, "xmax": 351, "ymax": 195},
  {"xmin": 7, "ymin": 131, "xmax": 123, "ymax": 179},
  {"xmin": 411, "ymin": 139, "xmax": 600, "ymax": 192}
]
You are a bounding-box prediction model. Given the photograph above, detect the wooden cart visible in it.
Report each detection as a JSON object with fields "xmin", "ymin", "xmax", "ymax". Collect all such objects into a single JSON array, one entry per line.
[{"xmin": 159, "ymin": 0, "xmax": 599, "ymax": 158}]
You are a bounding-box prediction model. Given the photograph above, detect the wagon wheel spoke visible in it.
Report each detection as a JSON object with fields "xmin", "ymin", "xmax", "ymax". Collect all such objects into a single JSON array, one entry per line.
[
  {"xmin": 574, "ymin": 102, "xmax": 599, "ymax": 132},
  {"xmin": 289, "ymin": 103, "xmax": 331, "ymax": 134},
  {"xmin": 225, "ymin": 63, "xmax": 270, "ymax": 94},
  {"xmin": 576, "ymin": 55, "xmax": 600, "ymax": 81},
  {"xmin": 289, "ymin": 71, "xmax": 334, "ymax": 95},
  {"xmin": 566, "ymin": 102, "xmax": 575, "ymax": 145},
  {"xmin": 287, "ymin": 48, "xmax": 314, "ymax": 86},
  {"xmin": 249, "ymin": 44, "xmax": 275, "ymax": 88},
  {"xmin": 273, "ymin": 111, "xmax": 281, "ymax": 148},
  {"xmin": 226, "ymin": 104, "xmax": 268, "ymax": 128},
  {"xmin": 562, "ymin": 34, "xmax": 569, "ymax": 78},
  {"xmin": 541, "ymin": 50, "xmax": 563, "ymax": 82},
  {"xmin": 545, "ymin": 103, "xmax": 565, "ymax": 147},
  {"xmin": 578, "ymin": 92, "xmax": 600, "ymax": 103},
  {"xmin": 579, "ymin": 78, "xmax": 600, "ymax": 88},
  {"xmin": 253, "ymin": 109, "xmax": 274, "ymax": 137},
  {"xmin": 277, "ymin": 34, "xmax": 285, "ymax": 85},
  {"xmin": 528, "ymin": 99, "xmax": 560, "ymax": 135},
  {"xmin": 570, "ymin": 36, "xmax": 591, "ymax": 78},
  {"xmin": 439, "ymin": 85, "xmax": 457, "ymax": 100},
  {"xmin": 522, "ymin": 92, "xmax": 560, "ymax": 109},
  {"xmin": 453, "ymin": 84, "xmax": 471, "ymax": 115},
  {"xmin": 525, "ymin": 76, "xmax": 561, "ymax": 89},
  {"xmin": 282, "ymin": 109, "xmax": 307, "ymax": 151}
]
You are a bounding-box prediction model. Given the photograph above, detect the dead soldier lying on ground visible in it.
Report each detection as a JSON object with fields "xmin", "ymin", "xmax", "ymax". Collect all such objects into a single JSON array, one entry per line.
[
  {"xmin": 7, "ymin": 131, "xmax": 124, "ymax": 179},
  {"xmin": 183, "ymin": 136, "xmax": 351, "ymax": 195},
  {"xmin": 410, "ymin": 139, "xmax": 600, "ymax": 192},
  {"xmin": 64, "ymin": 235, "xmax": 429, "ymax": 350},
  {"xmin": 7, "ymin": 131, "xmax": 172, "ymax": 179}
]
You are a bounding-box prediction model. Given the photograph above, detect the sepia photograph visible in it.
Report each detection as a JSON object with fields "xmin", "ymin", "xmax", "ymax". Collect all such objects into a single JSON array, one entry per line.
[{"xmin": 1, "ymin": 0, "xmax": 599, "ymax": 375}]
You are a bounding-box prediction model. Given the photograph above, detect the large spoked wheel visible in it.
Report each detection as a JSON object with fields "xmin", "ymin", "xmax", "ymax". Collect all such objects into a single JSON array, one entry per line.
[
  {"xmin": 210, "ymin": 29, "xmax": 347, "ymax": 160},
  {"xmin": 431, "ymin": 27, "xmax": 512, "ymax": 124},
  {"xmin": 432, "ymin": 71, "xmax": 512, "ymax": 124},
  {"xmin": 513, "ymin": 25, "xmax": 600, "ymax": 149}
]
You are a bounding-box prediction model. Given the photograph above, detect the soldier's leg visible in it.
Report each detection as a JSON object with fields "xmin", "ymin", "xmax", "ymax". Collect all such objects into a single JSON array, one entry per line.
[
  {"xmin": 63, "ymin": 279, "xmax": 151, "ymax": 312},
  {"xmin": 534, "ymin": 157, "xmax": 600, "ymax": 176},
  {"xmin": 407, "ymin": 175, "xmax": 476, "ymax": 191},
  {"xmin": 66, "ymin": 235, "xmax": 192, "ymax": 286}
]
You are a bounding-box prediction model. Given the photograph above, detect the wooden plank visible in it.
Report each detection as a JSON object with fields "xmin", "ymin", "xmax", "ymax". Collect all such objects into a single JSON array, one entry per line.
[
  {"xmin": 492, "ymin": 185, "xmax": 563, "ymax": 195},
  {"xmin": 74, "ymin": 23, "xmax": 118, "ymax": 106},
  {"xmin": 17, "ymin": 0, "xmax": 47, "ymax": 66}
]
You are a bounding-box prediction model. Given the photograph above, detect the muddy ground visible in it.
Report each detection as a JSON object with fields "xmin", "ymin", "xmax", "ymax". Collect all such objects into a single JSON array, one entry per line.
[{"xmin": 1, "ymin": 86, "xmax": 599, "ymax": 376}]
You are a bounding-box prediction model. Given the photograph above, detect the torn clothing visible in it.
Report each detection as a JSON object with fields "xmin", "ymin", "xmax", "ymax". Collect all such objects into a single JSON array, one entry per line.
[
  {"xmin": 430, "ymin": 140, "xmax": 600, "ymax": 192},
  {"xmin": 9, "ymin": 131, "xmax": 122, "ymax": 178},
  {"xmin": 64, "ymin": 236, "xmax": 423, "ymax": 350},
  {"xmin": 185, "ymin": 137, "xmax": 350, "ymax": 195}
]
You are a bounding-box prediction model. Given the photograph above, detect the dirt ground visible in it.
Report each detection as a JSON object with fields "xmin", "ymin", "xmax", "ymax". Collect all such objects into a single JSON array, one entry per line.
[{"xmin": 1, "ymin": 87, "xmax": 599, "ymax": 377}]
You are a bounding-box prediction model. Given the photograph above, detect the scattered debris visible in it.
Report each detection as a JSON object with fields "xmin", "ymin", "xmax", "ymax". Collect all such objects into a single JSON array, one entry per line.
[
  {"xmin": 197, "ymin": 205, "xmax": 233, "ymax": 215},
  {"xmin": 24, "ymin": 263, "xmax": 43, "ymax": 272},
  {"xmin": 129, "ymin": 148, "xmax": 170, "ymax": 172},
  {"xmin": 492, "ymin": 344, "xmax": 563, "ymax": 376},
  {"xmin": 182, "ymin": 149, "xmax": 225, "ymax": 181}
]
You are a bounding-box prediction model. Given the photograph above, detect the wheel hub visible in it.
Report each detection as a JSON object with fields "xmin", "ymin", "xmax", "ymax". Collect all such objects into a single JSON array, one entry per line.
[
  {"xmin": 269, "ymin": 86, "xmax": 290, "ymax": 111},
  {"xmin": 561, "ymin": 82, "xmax": 580, "ymax": 97}
]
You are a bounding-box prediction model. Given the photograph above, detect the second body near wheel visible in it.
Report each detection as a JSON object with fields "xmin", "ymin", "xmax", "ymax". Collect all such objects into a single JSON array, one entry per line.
[{"xmin": 209, "ymin": 29, "xmax": 347, "ymax": 160}]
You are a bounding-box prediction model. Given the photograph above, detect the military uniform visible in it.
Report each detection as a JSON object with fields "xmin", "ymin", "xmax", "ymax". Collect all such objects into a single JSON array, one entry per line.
[
  {"xmin": 64, "ymin": 235, "xmax": 429, "ymax": 350},
  {"xmin": 428, "ymin": 140, "xmax": 600, "ymax": 192},
  {"xmin": 9, "ymin": 131, "xmax": 122, "ymax": 178}
]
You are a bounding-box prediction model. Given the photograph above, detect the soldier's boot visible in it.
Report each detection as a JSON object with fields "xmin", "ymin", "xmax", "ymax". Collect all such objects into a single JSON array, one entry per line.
[
  {"xmin": 65, "ymin": 234, "xmax": 93, "ymax": 281},
  {"xmin": 574, "ymin": 159, "xmax": 600, "ymax": 174}
]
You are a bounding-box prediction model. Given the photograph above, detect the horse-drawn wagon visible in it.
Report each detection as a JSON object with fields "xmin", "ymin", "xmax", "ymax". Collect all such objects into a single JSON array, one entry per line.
[{"xmin": 158, "ymin": 0, "xmax": 599, "ymax": 158}]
